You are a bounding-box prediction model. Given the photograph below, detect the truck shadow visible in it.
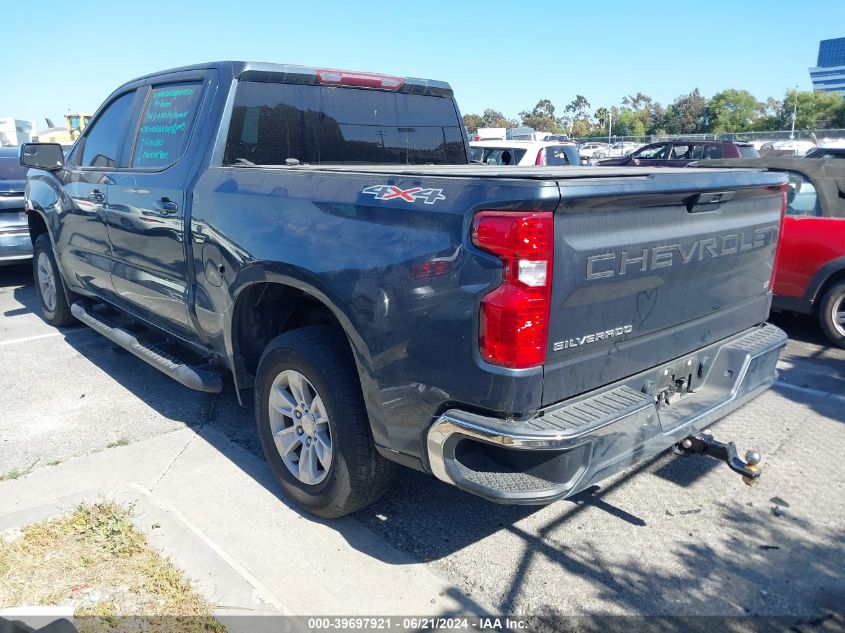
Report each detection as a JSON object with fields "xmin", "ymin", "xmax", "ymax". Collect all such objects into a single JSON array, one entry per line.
[{"xmin": 0, "ymin": 263, "xmax": 35, "ymax": 318}]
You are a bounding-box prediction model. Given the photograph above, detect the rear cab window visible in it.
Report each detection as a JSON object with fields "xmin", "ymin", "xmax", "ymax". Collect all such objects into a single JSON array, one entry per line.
[
  {"xmin": 224, "ymin": 82, "xmax": 467, "ymax": 165},
  {"xmin": 479, "ymin": 147, "xmax": 526, "ymax": 165},
  {"xmin": 132, "ymin": 82, "xmax": 203, "ymax": 169}
]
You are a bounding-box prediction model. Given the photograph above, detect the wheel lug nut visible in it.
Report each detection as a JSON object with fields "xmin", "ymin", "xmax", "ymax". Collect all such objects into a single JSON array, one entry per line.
[
  {"xmin": 296, "ymin": 426, "xmax": 303, "ymax": 435},
  {"xmin": 295, "ymin": 411, "xmax": 302, "ymax": 419}
]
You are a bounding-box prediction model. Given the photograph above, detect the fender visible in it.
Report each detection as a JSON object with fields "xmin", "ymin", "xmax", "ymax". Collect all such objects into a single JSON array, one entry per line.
[
  {"xmin": 805, "ymin": 255, "xmax": 845, "ymax": 305},
  {"xmin": 224, "ymin": 262, "xmax": 376, "ymax": 404}
]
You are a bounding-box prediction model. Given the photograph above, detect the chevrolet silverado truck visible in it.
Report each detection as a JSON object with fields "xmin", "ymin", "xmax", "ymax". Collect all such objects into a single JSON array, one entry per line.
[{"xmin": 20, "ymin": 61, "xmax": 788, "ymax": 517}]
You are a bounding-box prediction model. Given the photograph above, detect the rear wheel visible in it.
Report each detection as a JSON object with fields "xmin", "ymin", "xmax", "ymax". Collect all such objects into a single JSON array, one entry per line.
[
  {"xmin": 255, "ymin": 326, "xmax": 395, "ymax": 517},
  {"xmin": 818, "ymin": 281, "xmax": 845, "ymax": 348},
  {"xmin": 32, "ymin": 234, "xmax": 76, "ymax": 327}
]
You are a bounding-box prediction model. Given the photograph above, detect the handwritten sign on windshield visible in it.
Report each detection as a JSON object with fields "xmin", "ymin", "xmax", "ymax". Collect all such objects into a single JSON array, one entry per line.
[{"xmin": 134, "ymin": 83, "xmax": 201, "ymax": 168}]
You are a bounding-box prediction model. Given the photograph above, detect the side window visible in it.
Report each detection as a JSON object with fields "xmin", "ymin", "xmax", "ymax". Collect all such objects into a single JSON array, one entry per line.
[
  {"xmin": 703, "ymin": 144, "xmax": 724, "ymax": 159},
  {"xmin": 132, "ymin": 81, "xmax": 203, "ymax": 169},
  {"xmin": 670, "ymin": 144, "xmax": 692, "ymax": 159},
  {"xmin": 689, "ymin": 144, "xmax": 706, "ymax": 160},
  {"xmin": 786, "ymin": 172, "xmax": 821, "ymax": 216},
  {"xmin": 544, "ymin": 146, "xmax": 571, "ymax": 166},
  {"xmin": 634, "ymin": 144, "xmax": 668, "ymax": 159},
  {"xmin": 79, "ymin": 91, "xmax": 136, "ymax": 168}
]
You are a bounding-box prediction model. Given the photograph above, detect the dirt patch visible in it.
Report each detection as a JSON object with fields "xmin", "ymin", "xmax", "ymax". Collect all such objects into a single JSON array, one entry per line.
[{"xmin": 0, "ymin": 501, "xmax": 223, "ymax": 632}]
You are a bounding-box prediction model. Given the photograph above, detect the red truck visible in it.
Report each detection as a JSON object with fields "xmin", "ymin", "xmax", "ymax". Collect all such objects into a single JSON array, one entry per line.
[{"xmin": 706, "ymin": 158, "xmax": 845, "ymax": 347}]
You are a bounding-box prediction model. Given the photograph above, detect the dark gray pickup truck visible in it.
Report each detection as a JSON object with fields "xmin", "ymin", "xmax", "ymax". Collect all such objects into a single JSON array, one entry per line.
[{"xmin": 20, "ymin": 61, "xmax": 788, "ymax": 517}]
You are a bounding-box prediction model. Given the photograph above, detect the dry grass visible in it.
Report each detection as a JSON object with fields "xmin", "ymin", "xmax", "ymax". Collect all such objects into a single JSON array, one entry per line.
[{"xmin": 0, "ymin": 501, "xmax": 224, "ymax": 633}]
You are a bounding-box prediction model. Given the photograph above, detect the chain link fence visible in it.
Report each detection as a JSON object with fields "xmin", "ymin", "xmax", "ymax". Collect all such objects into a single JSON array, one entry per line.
[{"xmin": 579, "ymin": 128, "xmax": 845, "ymax": 144}]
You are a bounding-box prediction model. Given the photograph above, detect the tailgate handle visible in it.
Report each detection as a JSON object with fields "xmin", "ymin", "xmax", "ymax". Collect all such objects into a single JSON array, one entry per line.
[{"xmin": 684, "ymin": 191, "xmax": 735, "ymax": 213}]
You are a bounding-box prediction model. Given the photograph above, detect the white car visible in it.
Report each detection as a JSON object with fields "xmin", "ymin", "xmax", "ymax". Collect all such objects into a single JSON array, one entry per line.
[
  {"xmin": 760, "ymin": 139, "xmax": 816, "ymax": 157},
  {"xmin": 578, "ymin": 142, "xmax": 610, "ymax": 159},
  {"xmin": 606, "ymin": 142, "xmax": 640, "ymax": 157},
  {"xmin": 470, "ymin": 140, "xmax": 580, "ymax": 166}
]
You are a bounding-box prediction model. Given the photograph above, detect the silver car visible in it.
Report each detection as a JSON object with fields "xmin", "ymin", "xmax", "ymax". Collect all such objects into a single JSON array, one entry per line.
[{"xmin": 0, "ymin": 146, "xmax": 31, "ymax": 265}]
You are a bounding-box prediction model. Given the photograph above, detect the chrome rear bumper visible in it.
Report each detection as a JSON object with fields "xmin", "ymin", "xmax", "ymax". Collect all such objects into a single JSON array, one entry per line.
[{"xmin": 426, "ymin": 323, "xmax": 787, "ymax": 504}]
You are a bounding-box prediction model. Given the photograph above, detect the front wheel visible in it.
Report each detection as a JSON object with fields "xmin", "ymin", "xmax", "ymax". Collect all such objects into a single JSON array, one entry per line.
[
  {"xmin": 32, "ymin": 234, "xmax": 77, "ymax": 327},
  {"xmin": 818, "ymin": 281, "xmax": 845, "ymax": 348},
  {"xmin": 255, "ymin": 326, "xmax": 395, "ymax": 518}
]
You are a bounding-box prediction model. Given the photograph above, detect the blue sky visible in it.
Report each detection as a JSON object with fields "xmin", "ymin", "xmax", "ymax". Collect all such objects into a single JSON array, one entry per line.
[{"xmin": 1, "ymin": 0, "xmax": 843, "ymax": 132}]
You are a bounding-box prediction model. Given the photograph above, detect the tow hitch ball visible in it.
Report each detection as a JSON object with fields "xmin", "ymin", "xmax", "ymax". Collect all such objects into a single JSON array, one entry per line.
[{"xmin": 677, "ymin": 431, "xmax": 762, "ymax": 485}]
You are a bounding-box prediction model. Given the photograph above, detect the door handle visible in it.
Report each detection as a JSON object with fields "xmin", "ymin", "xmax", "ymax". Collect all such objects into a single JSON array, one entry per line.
[
  {"xmin": 154, "ymin": 197, "xmax": 179, "ymax": 214},
  {"xmin": 88, "ymin": 189, "xmax": 105, "ymax": 204},
  {"xmin": 684, "ymin": 191, "xmax": 735, "ymax": 213}
]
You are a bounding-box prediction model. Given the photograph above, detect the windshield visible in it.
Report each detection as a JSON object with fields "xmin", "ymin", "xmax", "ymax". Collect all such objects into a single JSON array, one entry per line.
[
  {"xmin": 224, "ymin": 81, "xmax": 467, "ymax": 165},
  {"xmin": 805, "ymin": 147, "xmax": 845, "ymax": 159}
]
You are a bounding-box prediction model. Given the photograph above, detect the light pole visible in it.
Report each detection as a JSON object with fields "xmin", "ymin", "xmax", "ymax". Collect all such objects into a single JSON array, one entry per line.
[
  {"xmin": 789, "ymin": 85, "xmax": 798, "ymax": 140},
  {"xmin": 608, "ymin": 109, "xmax": 612, "ymax": 145}
]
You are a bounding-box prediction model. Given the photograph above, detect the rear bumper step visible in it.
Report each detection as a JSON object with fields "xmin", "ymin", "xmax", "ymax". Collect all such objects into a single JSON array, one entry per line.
[
  {"xmin": 427, "ymin": 322, "xmax": 786, "ymax": 504},
  {"xmin": 70, "ymin": 302, "xmax": 223, "ymax": 393}
]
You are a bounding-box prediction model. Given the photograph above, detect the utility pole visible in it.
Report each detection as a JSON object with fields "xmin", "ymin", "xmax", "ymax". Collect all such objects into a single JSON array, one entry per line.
[
  {"xmin": 608, "ymin": 109, "xmax": 612, "ymax": 145},
  {"xmin": 789, "ymin": 85, "xmax": 798, "ymax": 140}
]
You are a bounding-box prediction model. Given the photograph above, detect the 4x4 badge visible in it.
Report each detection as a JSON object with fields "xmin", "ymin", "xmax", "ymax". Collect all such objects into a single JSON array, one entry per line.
[{"xmin": 361, "ymin": 185, "xmax": 445, "ymax": 205}]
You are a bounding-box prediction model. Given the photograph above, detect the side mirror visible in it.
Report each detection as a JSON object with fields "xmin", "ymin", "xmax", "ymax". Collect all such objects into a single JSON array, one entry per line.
[{"xmin": 20, "ymin": 143, "xmax": 64, "ymax": 171}]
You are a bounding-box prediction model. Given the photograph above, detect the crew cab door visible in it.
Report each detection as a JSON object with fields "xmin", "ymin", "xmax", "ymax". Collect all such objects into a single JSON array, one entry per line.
[
  {"xmin": 56, "ymin": 90, "xmax": 141, "ymax": 299},
  {"xmin": 105, "ymin": 75, "xmax": 208, "ymax": 337}
]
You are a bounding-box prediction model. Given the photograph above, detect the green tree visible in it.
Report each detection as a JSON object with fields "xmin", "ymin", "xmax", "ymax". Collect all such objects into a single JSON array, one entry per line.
[
  {"xmin": 783, "ymin": 89, "xmax": 844, "ymax": 130},
  {"xmin": 565, "ymin": 95, "xmax": 591, "ymax": 120},
  {"xmin": 594, "ymin": 107, "xmax": 610, "ymax": 128},
  {"xmin": 663, "ymin": 89, "xmax": 706, "ymax": 134},
  {"xmin": 835, "ymin": 100, "xmax": 845, "ymax": 128},
  {"xmin": 519, "ymin": 99, "xmax": 562, "ymax": 132},
  {"xmin": 462, "ymin": 113, "xmax": 483, "ymax": 133},
  {"xmin": 705, "ymin": 89, "xmax": 762, "ymax": 133},
  {"xmin": 480, "ymin": 108, "xmax": 518, "ymax": 129},
  {"xmin": 752, "ymin": 97, "xmax": 784, "ymax": 131}
]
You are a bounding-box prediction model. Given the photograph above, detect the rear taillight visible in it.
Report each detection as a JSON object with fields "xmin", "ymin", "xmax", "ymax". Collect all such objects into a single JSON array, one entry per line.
[
  {"xmin": 316, "ymin": 68, "xmax": 404, "ymax": 90},
  {"xmin": 770, "ymin": 183, "xmax": 788, "ymax": 289},
  {"xmin": 471, "ymin": 211, "xmax": 554, "ymax": 368}
]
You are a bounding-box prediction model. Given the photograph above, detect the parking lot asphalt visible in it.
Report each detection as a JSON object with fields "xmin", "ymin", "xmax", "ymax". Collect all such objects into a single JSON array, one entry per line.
[{"xmin": 1, "ymin": 261, "xmax": 843, "ymax": 620}]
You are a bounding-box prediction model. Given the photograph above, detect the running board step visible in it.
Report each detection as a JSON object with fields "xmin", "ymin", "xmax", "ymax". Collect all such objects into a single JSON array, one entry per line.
[{"xmin": 70, "ymin": 302, "xmax": 223, "ymax": 393}]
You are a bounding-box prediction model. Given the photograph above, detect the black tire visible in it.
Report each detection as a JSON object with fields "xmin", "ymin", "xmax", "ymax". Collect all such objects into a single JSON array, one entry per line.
[
  {"xmin": 818, "ymin": 281, "xmax": 845, "ymax": 348},
  {"xmin": 255, "ymin": 326, "xmax": 395, "ymax": 518},
  {"xmin": 32, "ymin": 234, "xmax": 77, "ymax": 327}
]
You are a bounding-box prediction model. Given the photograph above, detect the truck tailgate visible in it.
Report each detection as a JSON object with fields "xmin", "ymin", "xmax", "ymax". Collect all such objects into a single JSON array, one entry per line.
[{"xmin": 543, "ymin": 169, "xmax": 786, "ymax": 406}]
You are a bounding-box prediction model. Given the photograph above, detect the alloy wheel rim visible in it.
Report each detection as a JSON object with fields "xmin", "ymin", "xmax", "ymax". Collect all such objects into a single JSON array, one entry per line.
[
  {"xmin": 833, "ymin": 294, "xmax": 845, "ymax": 337},
  {"xmin": 268, "ymin": 369, "xmax": 333, "ymax": 485},
  {"xmin": 36, "ymin": 252, "xmax": 57, "ymax": 312}
]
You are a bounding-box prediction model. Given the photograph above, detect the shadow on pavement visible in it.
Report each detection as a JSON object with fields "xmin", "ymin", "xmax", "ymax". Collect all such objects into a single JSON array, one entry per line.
[
  {"xmin": 768, "ymin": 312, "xmax": 845, "ymax": 423},
  {"xmin": 0, "ymin": 262, "xmax": 31, "ymax": 288}
]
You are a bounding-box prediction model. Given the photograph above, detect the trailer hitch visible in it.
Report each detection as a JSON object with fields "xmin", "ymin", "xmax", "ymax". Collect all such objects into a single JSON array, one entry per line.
[{"xmin": 677, "ymin": 431, "xmax": 762, "ymax": 485}]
